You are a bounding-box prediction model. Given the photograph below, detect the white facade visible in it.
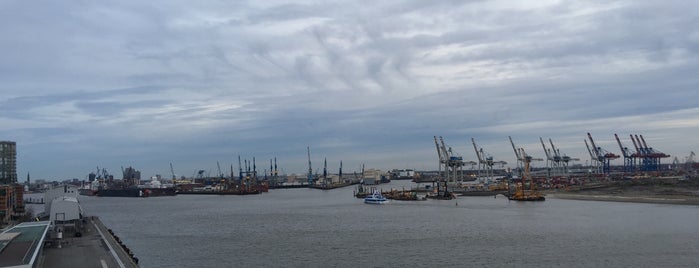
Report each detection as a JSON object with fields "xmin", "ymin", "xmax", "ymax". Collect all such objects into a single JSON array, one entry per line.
[
  {"xmin": 49, "ymin": 196, "xmax": 82, "ymax": 223},
  {"xmin": 44, "ymin": 185, "xmax": 79, "ymax": 213}
]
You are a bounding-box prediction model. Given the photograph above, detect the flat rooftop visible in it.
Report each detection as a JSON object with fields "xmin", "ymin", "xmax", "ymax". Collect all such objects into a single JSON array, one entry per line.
[{"xmin": 0, "ymin": 221, "xmax": 50, "ymax": 267}]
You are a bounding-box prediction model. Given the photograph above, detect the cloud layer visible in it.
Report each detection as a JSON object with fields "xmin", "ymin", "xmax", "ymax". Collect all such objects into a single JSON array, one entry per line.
[{"xmin": 2, "ymin": 0, "xmax": 698, "ymax": 179}]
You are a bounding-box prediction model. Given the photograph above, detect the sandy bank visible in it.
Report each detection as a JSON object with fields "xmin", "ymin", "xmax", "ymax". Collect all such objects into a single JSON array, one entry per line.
[{"xmin": 549, "ymin": 193, "xmax": 699, "ymax": 205}]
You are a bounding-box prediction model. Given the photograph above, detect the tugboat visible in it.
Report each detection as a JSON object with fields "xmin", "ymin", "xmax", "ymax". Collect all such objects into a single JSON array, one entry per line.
[
  {"xmin": 364, "ymin": 190, "xmax": 388, "ymax": 204},
  {"xmin": 508, "ymin": 149, "xmax": 545, "ymax": 201}
]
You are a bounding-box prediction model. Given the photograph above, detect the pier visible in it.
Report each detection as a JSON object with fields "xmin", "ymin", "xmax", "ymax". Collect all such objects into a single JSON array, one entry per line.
[{"xmin": 38, "ymin": 216, "xmax": 138, "ymax": 268}]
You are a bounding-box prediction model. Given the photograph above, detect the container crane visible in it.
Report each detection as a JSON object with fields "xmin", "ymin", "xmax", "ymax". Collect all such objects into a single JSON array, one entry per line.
[
  {"xmin": 472, "ymin": 138, "xmax": 506, "ymax": 182},
  {"xmin": 587, "ymin": 133, "xmax": 619, "ymax": 174},
  {"xmin": 509, "ymin": 136, "xmax": 524, "ymax": 177},
  {"xmin": 434, "ymin": 136, "xmax": 467, "ymax": 182},
  {"xmin": 614, "ymin": 134, "xmax": 635, "ymax": 173},
  {"xmin": 634, "ymin": 134, "xmax": 670, "ymax": 171},
  {"xmin": 584, "ymin": 139, "xmax": 600, "ymax": 173},
  {"xmin": 542, "ymin": 137, "xmax": 578, "ymax": 176},
  {"xmin": 540, "ymin": 137, "xmax": 556, "ymax": 178}
]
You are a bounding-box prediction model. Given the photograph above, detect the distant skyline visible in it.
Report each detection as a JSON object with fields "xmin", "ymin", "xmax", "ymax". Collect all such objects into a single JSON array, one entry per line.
[{"xmin": 2, "ymin": 1, "xmax": 698, "ymax": 180}]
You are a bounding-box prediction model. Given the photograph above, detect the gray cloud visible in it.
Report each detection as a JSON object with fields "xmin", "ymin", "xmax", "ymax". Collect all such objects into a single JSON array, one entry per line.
[{"xmin": 2, "ymin": 0, "xmax": 698, "ymax": 179}]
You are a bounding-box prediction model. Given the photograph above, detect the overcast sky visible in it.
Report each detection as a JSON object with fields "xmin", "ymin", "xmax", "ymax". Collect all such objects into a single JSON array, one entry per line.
[{"xmin": 2, "ymin": 0, "xmax": 698, "ymax": 180}]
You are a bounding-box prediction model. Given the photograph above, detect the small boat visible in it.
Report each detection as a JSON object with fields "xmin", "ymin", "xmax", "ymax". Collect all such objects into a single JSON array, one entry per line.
[{"xmin": 364, "ymin": 191, "xmax": 388, "ymax": 204}]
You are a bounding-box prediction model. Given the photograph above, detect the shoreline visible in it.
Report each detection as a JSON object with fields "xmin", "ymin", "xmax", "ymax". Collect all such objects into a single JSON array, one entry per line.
[{"xmin": 549, "ymin": 193, "xmax": 699, "ymax": 205}]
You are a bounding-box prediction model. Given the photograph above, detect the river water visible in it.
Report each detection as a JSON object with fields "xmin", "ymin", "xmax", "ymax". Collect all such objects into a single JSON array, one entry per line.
[{"xmin": 72, "ymin": 180, "xmax": 698, "ymax": 268}]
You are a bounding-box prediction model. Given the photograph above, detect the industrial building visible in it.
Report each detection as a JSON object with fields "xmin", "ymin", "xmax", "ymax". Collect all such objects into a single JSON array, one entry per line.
[{"xmin": 0, "ymin": 141, "xmax": 17, "ymax": 185}]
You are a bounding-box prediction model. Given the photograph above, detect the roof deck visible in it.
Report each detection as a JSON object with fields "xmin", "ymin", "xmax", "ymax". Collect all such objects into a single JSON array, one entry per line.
[{"xmin": 0, "ymin": 221, "xmax": 50, "ymax": 268}]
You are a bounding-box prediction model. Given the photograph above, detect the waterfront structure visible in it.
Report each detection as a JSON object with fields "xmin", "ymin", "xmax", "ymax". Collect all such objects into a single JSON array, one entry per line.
[{"xmin": 0, "ymin": 141, "xmax": 17, "ymax": 185}]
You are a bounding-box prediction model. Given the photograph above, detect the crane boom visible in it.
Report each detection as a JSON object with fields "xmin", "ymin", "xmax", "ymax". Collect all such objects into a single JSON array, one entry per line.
[
  {"xmin": 472, "ymin": 138, "xmax": 484, "ymax": 163},
  {"xmin": 540, "ymin": 137, "xmax": 552, "ymax": 160},
  {"xmin": 630, "ymin": 134, "xmax": 641, "ymax": 155},
  {"xmin": 549, "ymin": 139, "xmax": 560, "ymax": 158},
  {"xmin": 439, "ymin": 137, "xmax": 450, "ymax": 160},
  {"xmin": 584, "ymin": 140, "xmax": 596, "ymax": 160},
  {"xmin": 614, "ymin": 134, "xmax": 629, "ymax": 157},
  {"xmin": 587, "ymin": 133, "xmax": 601, "ymax": 159},
  {"xmin": 434, "ymin": 136, "xmax": 444, "ymax": 162},
  {"xmin": 170, "ymin": 162, "xmax": 176, "ymax": 180},
  {"xmin": 639, "ymin": 135, "xmax": 649, "ymax": 149},
  {"xmin": 509, "ymin": 136, "xmax": 521, "ymax": 161}
]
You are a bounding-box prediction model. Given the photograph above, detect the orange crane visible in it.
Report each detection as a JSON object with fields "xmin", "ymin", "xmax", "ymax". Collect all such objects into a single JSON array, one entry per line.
[{"xmin": 508, "ymin": 148, "xmax": 545, "ymax": 201}]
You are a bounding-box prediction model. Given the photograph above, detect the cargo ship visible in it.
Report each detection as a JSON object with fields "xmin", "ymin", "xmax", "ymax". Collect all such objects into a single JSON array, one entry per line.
[
  {"xmin": 78, "ymin": 188, "xmax": 97, "ymax": 196},
  {"xmin": 97, "ymin": 187, "xmax": 177, "ymax": 197}
]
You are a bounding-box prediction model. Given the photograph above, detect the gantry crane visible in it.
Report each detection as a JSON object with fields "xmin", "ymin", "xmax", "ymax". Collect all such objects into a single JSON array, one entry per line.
[
  {"xmin": 434, "ymin": 136, "xmax": 470, "ymax": 182},
  {"xmin": 552, "ymin": 138, "xmax": 579, "ymax": 175},
  {"xmin": 472, "ymin": 138, "xmax": 506, "ymax": 181},
  {"xmin": 614, "ymin": 134, "xmax": 636, "ymax": 173},
  {"xmin": 508, "ymin": 136, "xmax": 539, "ymax": 178},
  {"xmin": 630, "ymin": 134, "xmax": 670, "ymax": 171},
  {"xmin": 587, "ymin": 133, "xmax": 619, "ymax": 174},
  {"xmin": 540, "ymin": 137, "xmax": 558, "ymax": 178},
  {"xmin": 541, "ymin": 137, "xmax": 578, "ymax": 177},
  {"xmin": 584, "ymin": 139, "xmax": 600, "ymax": 173}
]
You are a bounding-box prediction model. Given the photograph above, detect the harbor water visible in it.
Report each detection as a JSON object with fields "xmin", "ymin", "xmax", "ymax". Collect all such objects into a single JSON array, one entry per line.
[{"xmin": 77, "ymin": 181, "xmax": 699, "ymax": 268}]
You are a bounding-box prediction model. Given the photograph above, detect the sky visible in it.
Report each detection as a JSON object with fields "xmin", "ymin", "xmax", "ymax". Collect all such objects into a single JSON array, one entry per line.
[{"xmin": 2, "ymin": 0, "xmax": 699, "ymax": 180}]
